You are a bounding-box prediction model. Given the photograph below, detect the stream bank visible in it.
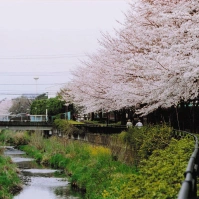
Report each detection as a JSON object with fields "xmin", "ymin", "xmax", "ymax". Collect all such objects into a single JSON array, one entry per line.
[{"xmin": 4, "ymin": 147, "xmax": 83, "ymax": 199}]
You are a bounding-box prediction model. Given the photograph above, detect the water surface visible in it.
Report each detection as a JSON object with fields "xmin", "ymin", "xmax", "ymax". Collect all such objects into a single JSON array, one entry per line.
[{"xmin": 4, "ymin": 147, "xmax": 83, "ymax": 199}]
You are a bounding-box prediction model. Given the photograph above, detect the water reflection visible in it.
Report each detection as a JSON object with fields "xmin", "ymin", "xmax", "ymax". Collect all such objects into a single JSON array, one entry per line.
[
  {"xmin": 4, "ymin": 148, "xmax": 83, "ymax": 199},
  {"xmin": 14, "ymin": 177, "xmax": 78, "ymax": 199}
]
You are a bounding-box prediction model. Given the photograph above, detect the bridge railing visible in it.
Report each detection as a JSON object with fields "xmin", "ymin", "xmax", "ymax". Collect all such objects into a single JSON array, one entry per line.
[
  {"xmin": 30, "ymin": 115, "xmax": 46, "ymax": 122},
  {"xmin": 0, "ymin": 114, "xmax": 47, "ymax": 122},
  {"xmin": 0, "ymin": 114, "xmax": 13, "ymax": 121},
  {"xmin": 0, "ymin": 121, "xmax": 52, "ymax": 126},
  {"xmin": 174, "ymin": 130, "xmax": 199, "ymax": 199}
]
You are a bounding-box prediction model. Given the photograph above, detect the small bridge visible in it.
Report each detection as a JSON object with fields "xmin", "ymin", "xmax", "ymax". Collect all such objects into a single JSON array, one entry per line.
[
  {"xmin": 0, "ymin": 114, "xmax": 47, "ymax": 122},
  {"xmin": 0, "ymin": 121, "xmax": 53, "ymax": 131},
  {"xmin": 0, "ymin": 114, "xmax": 53, "ymax": 131}
]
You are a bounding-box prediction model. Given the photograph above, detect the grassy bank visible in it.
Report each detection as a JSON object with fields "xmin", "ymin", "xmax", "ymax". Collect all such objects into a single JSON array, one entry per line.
[
  {"xmin": 20, "ymin": 135, "xmax": 136, "ymax": 198},
  {"xmin": 0, "ymin": 126, "xmax": 194, "ymax": 199},
  {"xmin": 0, "ymin": 130, "xmax": 27, "ymax": 199},
  {"xmin": 0, "ymin": 148, "xmax": 22, "ymax": 199}
]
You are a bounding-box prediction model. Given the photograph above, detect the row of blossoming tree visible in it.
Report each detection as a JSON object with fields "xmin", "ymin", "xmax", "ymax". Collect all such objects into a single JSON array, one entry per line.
[{"xmin": 60, "ymin": 0, "xmax": 199, "ymax": 120}]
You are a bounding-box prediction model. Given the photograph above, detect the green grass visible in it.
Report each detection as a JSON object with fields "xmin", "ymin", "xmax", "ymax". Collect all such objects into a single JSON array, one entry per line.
[
  {"xmin": 0, "ymin": 155, "xmax": 22, "ymax": 199},
  {"xmin": 2, "ymin": 125, "xmax": 194, "ymax": 199}
]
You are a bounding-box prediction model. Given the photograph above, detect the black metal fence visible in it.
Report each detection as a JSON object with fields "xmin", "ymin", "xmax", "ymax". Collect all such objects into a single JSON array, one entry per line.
[
  {"xmin": 173, "ymin": 130, "xmax": 199, "ymax": 199},
  {"xmin": 74, "ymin": 124, "xmax": 127, "ymax": 134}
]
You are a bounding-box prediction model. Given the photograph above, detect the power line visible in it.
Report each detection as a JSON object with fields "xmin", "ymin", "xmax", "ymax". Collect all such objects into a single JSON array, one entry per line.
[
  {"xmin": 0, "ymin": 92, "xmax": 57, "ymax": 95},
  {"xmin": 0, "ymin": 83, "xmax": 67, "ymax": 85},
  {"xmin": 0, "ymin": 53, "xmax": 87, "ymax": 60},
  {"xmin": 0, "ymin": 71, "xmax": 73, "ymax": 76},
  {"xmin": 0, "ymin": 90, "xmax": 58, "ymax": 92}
]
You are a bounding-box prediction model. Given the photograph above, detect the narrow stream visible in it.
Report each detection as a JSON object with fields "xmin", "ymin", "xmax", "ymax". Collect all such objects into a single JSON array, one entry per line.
[{"xmin": 4, "ymin": 147, "xmax": 84, "ymax": 199}]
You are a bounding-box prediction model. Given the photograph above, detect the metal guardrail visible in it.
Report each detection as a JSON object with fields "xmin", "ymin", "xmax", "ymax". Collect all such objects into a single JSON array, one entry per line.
[
  {"xmin": 74, "ymin": 124, "xmax": 127, "ymax": 128},
  {"xmin": 0, "ymin": 121, "xmax": 53, "ymax": 127},
  {"xmin": 73, "ymin": 124, "xmax": 127, "ymax": 134},
  {"xmin": 174, "ymin": 130, "xmax": 199, "ymax": 199}
]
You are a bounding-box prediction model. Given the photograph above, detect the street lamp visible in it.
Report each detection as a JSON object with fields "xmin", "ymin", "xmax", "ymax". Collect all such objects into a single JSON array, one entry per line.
[{"xmin": 34, "ymin": 77, "xmax": 39, "ymax": 96}]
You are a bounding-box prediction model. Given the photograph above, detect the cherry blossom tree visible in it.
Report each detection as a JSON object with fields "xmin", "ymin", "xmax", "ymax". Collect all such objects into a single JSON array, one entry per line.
[
  {"xmin": 0, "ymin": 99, "xmax": 12, "ymax": 115},
  {"xmin": 132, "ymin": 0, "xmax": 199, "ymax": 115},
  {"xmin": 61, "ymin": 0, "xmax": 199, "ymax": 116}
]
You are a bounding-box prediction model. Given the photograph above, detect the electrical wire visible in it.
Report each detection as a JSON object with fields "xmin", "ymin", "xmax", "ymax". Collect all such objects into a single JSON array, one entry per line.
[
  {"xmin": 0, "ymin": 53, "xmax": 87, "ymax": 59},
  {"xmin": 0, "ymin": 83, "xmax": 67, "ymax": 85},
  {"xmin": 0, "ymin": 71, "xmax": 73, "ymax": 76},
  {"xmin": 0, "ymin": 92, "xmax": 57, "ymax": 95}
]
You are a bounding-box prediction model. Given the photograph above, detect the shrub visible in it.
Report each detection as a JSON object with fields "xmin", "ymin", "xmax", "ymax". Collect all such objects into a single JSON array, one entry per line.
[
  {"xmin": 122, "ymin": 125, "xmax": 172, "ymax": 166},
  {"xmin": 0, "ymin": 130, "xmax": 30, "ymax": 146},
  {"xmin": 104, "ymin": 137, "xmax": 194, "ymax": 199},
  {"xmin": 53, "ymin": 119, "xmax": 83, "ymax": 137}
]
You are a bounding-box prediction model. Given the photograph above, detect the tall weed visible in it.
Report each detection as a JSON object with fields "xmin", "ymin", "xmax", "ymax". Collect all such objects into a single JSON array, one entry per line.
[
  {"xmin": 0, "ymin": 156, "xmax": 22, "ymax": 199},
  {"xmin": 0, "ymin": 130, "xmax": 30, "ymax": 146}
]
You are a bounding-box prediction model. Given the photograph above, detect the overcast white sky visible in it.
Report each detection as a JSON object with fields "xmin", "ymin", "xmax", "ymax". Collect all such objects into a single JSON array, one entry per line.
[{"xmin": 0, "ymin": 0, "xmax": 130, "ymax": 99}]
